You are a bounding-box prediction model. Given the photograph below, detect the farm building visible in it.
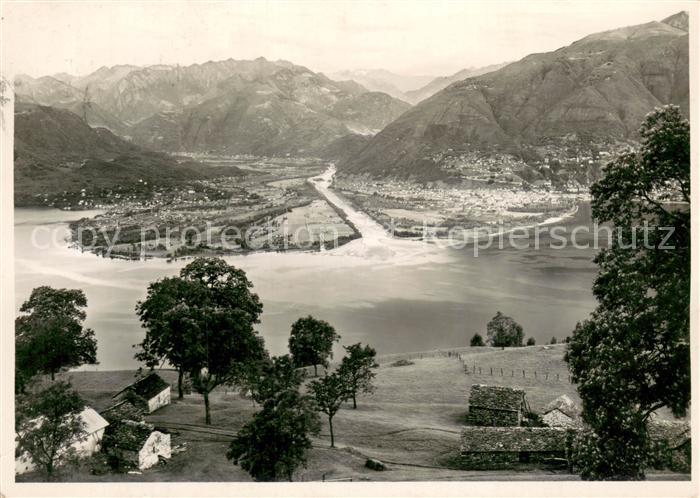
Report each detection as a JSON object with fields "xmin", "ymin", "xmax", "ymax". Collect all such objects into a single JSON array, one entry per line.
[
  {"xmin": 16, "ymin": 406, "xmax": 109, "ymax": 475},
  {"xmin": 467, "ymin": 384, "xmax": 528, "ymax": 426},
  {"xmin": 101, "ymin": 419, "xmax": 171, "ymax": 471},
  {"xmin": 542, "ymin": 394, "xmax": 581, "ymax": 429},
  {"xmin": 113, "ymin": 372, "xmax": 171, "ymax": 413},
  {"xmin": 100, "ymin": 399, "xmax": 145, "ymax": 424},
  {"xmin": 459, "ymin": 426, "xmax": 569, "ymax": 469},
  {"xmin": 647, "ymin": 416, "xmax": 691, "ymax": 473}
]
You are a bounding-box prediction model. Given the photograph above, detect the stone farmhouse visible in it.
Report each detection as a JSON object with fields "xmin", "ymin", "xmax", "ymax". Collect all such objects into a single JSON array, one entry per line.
[
  {"xmin": 101, "ymin": 419, "xmax": 171, "ymax": 471},
  {"xmin": 113, "ymin": 372, "xmax": 171, "ymax": 413},
  {"xmin": 466, "ymin": 385, "xmax": 528, "ymax": 426},
  {"xmin": 542, "ymin": 394, "xmax": 581, "ymax": 429},
  {"xmin": 100, "ymin": 398, "xmax": 171, "ymax": 471},
  {"xmin": 460, "ymin": 426, "xmax": 569, "ymax": 469},
  {"xmin": 15, "ymin": 406, "xmax": 109, "ymax": 475}
]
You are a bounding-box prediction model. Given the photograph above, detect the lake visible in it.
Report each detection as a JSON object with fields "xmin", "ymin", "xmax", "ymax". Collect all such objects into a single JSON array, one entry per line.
[{"xmin": 14, "ymin": 199, "xmax": 600, "ymax": 370}]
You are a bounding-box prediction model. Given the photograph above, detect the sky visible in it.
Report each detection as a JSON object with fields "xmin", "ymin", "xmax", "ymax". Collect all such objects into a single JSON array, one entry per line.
[{"xmin": 1, "ymin": 1, "xmax": 693, "ymax": 80}]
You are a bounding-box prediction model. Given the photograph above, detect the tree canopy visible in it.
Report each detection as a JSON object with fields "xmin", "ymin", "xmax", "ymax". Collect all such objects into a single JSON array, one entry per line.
[
  {"xmin": 15, "ymin": 381, "xmax": 87, "ymax": 480},
  {"xmin": 486, "ymin": 311, "xmax": 524, "ymax": 348},
  {"xmin": 135, "ymin": 277, "xmax": 204, "ymax": 398},
  {"xmin": 288, "ymin": 316, "xmax": 340, "ymax": 376},
  {"xmin": 15, "ymin": 286, "xmax": 97, "ymax": 388},
  {"xmin": 338, "ymin": 343, "xmax": 378, "ymax": 409},
  {"xmin": 228, "ymin": 358, "xmax": 319, "ymax": 481},
  {"xmin": 470, "ymin": 333, "xmax": 485, "ymax": 347},
  {"xmin": 249, "ymin": 355, "xmax": 305, "ymax": 405},
  {"xmin": 567, "ymin": 106, "xmax": 690, "ymax": 480},
  {"xmin": 136, "ymin": 257, "xmax": 266, "ymax": 424}
]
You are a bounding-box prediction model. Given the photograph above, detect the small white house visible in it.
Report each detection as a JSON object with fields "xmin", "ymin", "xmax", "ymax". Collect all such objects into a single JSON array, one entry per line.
[
  {"xmin": 113, "ymin": 373, "xmax": 171, "ymax": 413},
  {"xmin": 139, "ymin": 430, "xmax": 172, "ymax": 470},
  {"xmin": 15, "ymin": 406, "xmax": 109, "ymax": 475},
  {"xmin": 542, "ymin": 394, "xmax": 581, "ymax": 429}
]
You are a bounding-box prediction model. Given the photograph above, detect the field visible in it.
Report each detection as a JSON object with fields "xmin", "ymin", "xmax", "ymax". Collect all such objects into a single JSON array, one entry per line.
[{"xmin": 18, "ymin": 345, "xmax": 687, "ymax": 482}]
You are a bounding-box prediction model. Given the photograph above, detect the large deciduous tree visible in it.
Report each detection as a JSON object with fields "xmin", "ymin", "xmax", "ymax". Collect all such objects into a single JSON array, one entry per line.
[
  {"xmin": 15, "ymin": 287, "xmax": 98, "ymax": 387},
  {"xmin": 567, "ymin": 106, "xmax": 690, "ymax": 480},
  {"xmin": 288, "ymin": 316, "xmax": 340, "ymax": 377},
  {"xmin": 15, "ymin": 381, "xmax": 87, "ymax": 480},
  {"xmin": 136, "ymin": 257, "xmax": 266, "ymax": 424},
  {"xmin": 338, "ymin": 343, "xmax": 378, "ymax": 409},
  {"xmin": 486, "ymin": 311, "xmax": 524, "ymax": 348},
  {"xmin": 135, "ymin": 277, "xmax": 206, "ymax": 398},
  {"xmin": 228, "ymin": 357, "xmax": 319, "ymax": 481},
  {"xmin": 249, "ymin": 355, "xmax": 305, "ymax": 404}
]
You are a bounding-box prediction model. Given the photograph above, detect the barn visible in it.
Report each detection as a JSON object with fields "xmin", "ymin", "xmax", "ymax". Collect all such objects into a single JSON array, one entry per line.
[
  {"xmin": 459, "ymin": 426, "xmax": 569, "ymax": 469},
  {"xmin": 113, "ymin": 373, "xmax": 171, "ymax": 413},
  {"xmin": 101, "ymin": 419, "xmax": 171, "ymax": 471},
  {"xmin": 15, "ymin": 406, "xmax": 109, "ymax": 475},
  {"xmin": 467, "ymin": 384, "xmax": 528, "ymax": 426}
]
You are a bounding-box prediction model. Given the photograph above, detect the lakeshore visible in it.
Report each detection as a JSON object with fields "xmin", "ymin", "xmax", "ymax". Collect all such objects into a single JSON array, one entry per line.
[{"xmin": 61, "ymin": 156, "xmax": 586, "ymax": 261}]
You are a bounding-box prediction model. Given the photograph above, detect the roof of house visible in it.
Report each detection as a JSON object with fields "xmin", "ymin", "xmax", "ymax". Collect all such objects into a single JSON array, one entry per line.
[
  {"xmin": 461, "ymin": 426, "xmax": 568, "ymax": 453},
  {"xmin": 647, "ymin": 417, "xmax": 691, "ymax": 449},
  {"xmin": 543, "ymin": 394, "xmax": 579, "ymax": 418},
  {"xmin": 80, "ymin": 407, "xmax": 110, "ymax": 434},
  {"xmin": 113, "ymin": 372, "xmax": 170, "ymax": 400},
  {"xmin": 469, "ymin": 384, "xmax": 526, "ymax": 412},
  {"xmin": 104, "ymin": 420, "xmax": 156, "ymax": 451},
  {"xmin": 100, "ymin": 400, "xmax": 145, "ymax": 424}
]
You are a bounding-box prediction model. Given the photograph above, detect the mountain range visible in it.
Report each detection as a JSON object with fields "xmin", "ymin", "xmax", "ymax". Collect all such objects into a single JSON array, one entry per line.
[
  {"xmin": 404, "ymin": 62, "xmax": 510, "ymax": 104},
  {"xmin": 14, "ymin": 58, "xmax": 410, "ymax": 157},
  {"xmin": 13, "ymin": 11, "xmax": 690, "ymax": 196},
  {"xmin": 327, "ymin": 69, "xmax": 435, "ymax": 103},
  {"xmin": 340, "ymin": 12, "xmax": 689, "ymax": 179}
]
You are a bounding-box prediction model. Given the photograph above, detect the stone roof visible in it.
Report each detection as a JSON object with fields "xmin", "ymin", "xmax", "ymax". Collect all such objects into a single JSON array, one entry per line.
[
  {"xmin": 647, "ymin": 417, "xmax": 690, "ymax": 449},
  {"xmin": 543, "ymin": 394, "xmax": 579, "ymax": 418},
  {"xmin": 100, "ymin": 400, "xmax": 145, "ymax": 424},
  {"xmin": 461, "ymin": 426, "xmax": 568, "ymax": 453},
  {"xmin": 105, "ymin": 420, "xmax": 155, "ymax": 451},
  {"xmin": 469, "ymin": 384, "xmax": 526, "ymax": 412},
  {"xmin": 114, "ymin": 373, "xmax": 170, "ymax": 401}
]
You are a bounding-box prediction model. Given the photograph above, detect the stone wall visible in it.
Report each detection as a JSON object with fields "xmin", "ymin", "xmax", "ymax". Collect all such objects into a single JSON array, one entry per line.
[{"xmin": 457, "ymin": 451, "xmax": 565, "ymax": 470}]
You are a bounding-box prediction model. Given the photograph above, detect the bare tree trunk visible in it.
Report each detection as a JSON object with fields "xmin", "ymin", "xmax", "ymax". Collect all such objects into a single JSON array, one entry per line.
[
  {"xmin": 177, "ymin": 369, "xmax": 184, "ymax": 399},
  {"xmin": 328, "ymin": 415, "xmax": 334, "ymax": 447},
  {"xmin": 203, "ymin": 391, "xmax": 211, "ymax": 425},
  {"xmin": 313, "ymin": 364, "xmax": 318, "ymax": 377},
  {"xmin": 352, "ymin": 392, "xmax": 357, "ymax": 409}
]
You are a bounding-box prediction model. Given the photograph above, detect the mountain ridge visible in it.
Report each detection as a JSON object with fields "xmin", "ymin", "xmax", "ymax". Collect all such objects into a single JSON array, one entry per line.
[
  {"xmin": 13, "ymin": 103, "xmax": 240, "ymax": 206},
  {"xmin": 15, "ymin": 58, "xmax": 411, "ymax": 157},
  {"xmin": 339, "ymin": 11, "xmax": 690, "ymax": 180}
]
